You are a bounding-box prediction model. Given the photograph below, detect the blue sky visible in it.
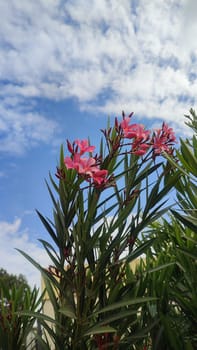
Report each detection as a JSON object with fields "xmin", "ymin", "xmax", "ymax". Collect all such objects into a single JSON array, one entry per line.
[{"xmin": 0, "ymin": 0, "xmax": 197, "ymax": 288}]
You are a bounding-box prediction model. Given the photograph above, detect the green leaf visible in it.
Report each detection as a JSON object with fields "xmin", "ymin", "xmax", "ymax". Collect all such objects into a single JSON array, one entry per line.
[
  {"xmin": 125, "ymin": 238, "xmax": 155, "ymax": 264},
  {"xmin": 36, "ymin": 210, "xmax": 59, "ymax": 246},
  {"xmin": 180, "ymin": 138, "xmax": 197, "ymax": 176},
  {"xmin": 147, "ymin": 262, "xmax": 175, "ymax": 273},
  {"xmin": 39, "ymin": 239, "xmax": 60, "ymax": 267},
  {"xmin": 16, "ymin": 248, "xmax": 60, "ymax": 291},
  {"xmin": 163, "ymin": 151, "xmax": 190, "ymax": 177},
  {"xmin": 95, "ymin": 297, "xmax": 157, "ymax": 314},
  {"xmin": 84, "ymin": 325, "xmax": 116, "ymax": 336},
  {"xmin": 18, "ymin": 311, "xmax": 57, "ymax": 325},
  {"xmin": 59, "ymin": 306, "xmax": 77, "ymax": 319},
  {"xmin": 177, "ymin": 247, "xmax": 197, "ymax": 260},
  {"xmin": 91, "ymin": 309, "xmax": 138, "ymax": 326},
  {"xmin": 171, "ymin": 209, "xmax": 197, "ymax": 233}
]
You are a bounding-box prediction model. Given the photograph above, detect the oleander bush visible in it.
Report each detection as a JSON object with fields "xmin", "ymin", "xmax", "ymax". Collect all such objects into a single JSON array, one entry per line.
[{"xmin": 17, "ymin": 110, "xmax": 196, "ymax": 349}]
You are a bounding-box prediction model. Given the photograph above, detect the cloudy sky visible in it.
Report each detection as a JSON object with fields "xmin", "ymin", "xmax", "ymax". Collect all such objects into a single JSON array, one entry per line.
[{"xmin": 0, "ymin": 0, "xmax": 196, "ymax": 288}]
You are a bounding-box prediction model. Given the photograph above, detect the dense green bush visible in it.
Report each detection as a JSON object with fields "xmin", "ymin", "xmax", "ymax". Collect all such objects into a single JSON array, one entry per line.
[
  {"xmin": 135, "ymin": 109, "xmax": 197, "ymax": 350},
  {"xmin": 0, "ymin": 270, "xmax": 42, "ymax": 350}
]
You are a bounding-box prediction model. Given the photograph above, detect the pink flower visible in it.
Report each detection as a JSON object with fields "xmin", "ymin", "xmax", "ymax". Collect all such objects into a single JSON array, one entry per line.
[
  {"xmin": 152, "ymin": 122, "xmax": 176, "ymax": 156},
  {"xmin": 120, "ymin": 117, "xmax": 132, "ymax": 137},
  {"xmin": 64, "ymin": 138, "xmax": 109, "ymax": 189},
  {"xmin": 121, "ymin": 118, "xmax": 150, "ymax": 141},
  {"xmin": 162, "ymin": 122, "xmax": 176, "ymax": 142},
  {"xmin": 92, "ymin": 169, "xmax": 108, "ymax": 185},
  {"xmin": 75, "ymin": 139, "xmax": 95, "ymax": 155},
  {"xmin": 64, "ymin": 154, "xmax": 98, "ymax": 176},
  {"xmin": 132, "ymin": 142, "xmax": 150, "ymax": 156},
  {"xmin": 152, "ymin": 135, "xmax": 170, "ymax": 155},
  {"xmin": 76, "ymin": 157, "xmax": 98, "ymax": 176},
  {"xmin": 65, "ymin": 154, "xmax": 109, "ymax": 188},
  {"xmin": 128, "ymin": 124, "xmax": 150, "ymax": 141},
  {"xmin": 64, "ymin": 154, "xmax": 80, "ymax": 170}
]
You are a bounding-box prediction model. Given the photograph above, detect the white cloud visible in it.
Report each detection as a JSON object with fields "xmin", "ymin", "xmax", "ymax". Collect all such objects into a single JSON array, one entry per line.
[
  {"xmin": 0, "ymin": 217, "xmax": 51, "ymax": 289},
  {"xmin": 179, "ymin": 0, "xmax": 197, "ymax": 51},
  {"xmin": 0, "ymin": 0, "xmax": 196, "ymax": 151},
  {"xmin": 0, "ymin": 97, "xmax": 58, "ymax": 155}
]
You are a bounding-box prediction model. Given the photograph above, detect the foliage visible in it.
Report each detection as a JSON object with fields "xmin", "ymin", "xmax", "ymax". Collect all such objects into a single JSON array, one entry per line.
[
  {"xmin": 136, "ymin": 216, "xmax": 197, "ymax": 350},
  {"xmin": 135, "ymin": 109, "xmax": 197, "ymax": 350},
  {"xmin": 18, "ymin": 112, "xmax": 178, "ymax": 349},
  {"xmin": 184, "ymin": 108, "xmax": 197, "ymax": 134},
  {"xmin": 0, "ymin": 268, "xmax": 29, "ymax": 291},
  {"xmin": 0, "ymin": 277, "xmax": 42, "ymax": 350}
]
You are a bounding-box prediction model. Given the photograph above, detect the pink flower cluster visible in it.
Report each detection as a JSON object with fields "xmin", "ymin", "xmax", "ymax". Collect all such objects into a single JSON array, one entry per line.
[
  {"xmin": 120, "ymin": 117, "xmax": 150, "ymax": 155},
  {"xmin": 152, "ymin": 122, "xmax": 176, "ymax": 156},
  {"xmin": 119, "ymin": 113, "xmax": 176, "ymax": 157},
  {"xmin": 57, "ymin": 113, "xmax": 176, "ymax": 190},
  {"xmin": 64, "ymin": 139, "xmax": 108, "ymax": 187}
]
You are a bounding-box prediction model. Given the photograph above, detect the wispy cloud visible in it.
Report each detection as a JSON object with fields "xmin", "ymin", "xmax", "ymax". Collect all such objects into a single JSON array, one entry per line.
[
  {"xmin": 0, "ymin": 217, "xmax": 50, "ymax": 288},
  {"xmin": 0, "ymin": 97, "xmax": 58, "ymax": 155},
  {"xmin": 0, "ymin": 0, "xmax": 197, "ymax": 154}
]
